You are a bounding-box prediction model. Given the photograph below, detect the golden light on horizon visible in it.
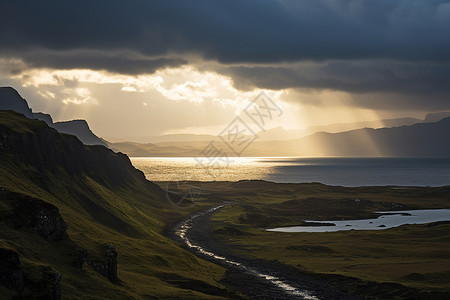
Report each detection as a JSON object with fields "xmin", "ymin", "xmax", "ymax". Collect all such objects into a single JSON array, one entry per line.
[{"xmin": 5, "ymin": 60, "xmax": 407, "ymax": 142}]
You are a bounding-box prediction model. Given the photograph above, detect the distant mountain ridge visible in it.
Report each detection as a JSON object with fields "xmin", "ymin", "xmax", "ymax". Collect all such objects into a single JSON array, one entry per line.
[
  {"xmin": 258, "ymin": 117, "xmax": 423, "ymax": 141},
  {"xmin": 108, "ymin": 117, "xmax": 450, "ymax": 157},
  {"xmin": 424, "ymin": 111, "xmax": 450, "ymax": 123},
  {"xmin": 51, "ymin": 120, "xmax": 107, "ymax": 147},
  {"xmin": 108, "ymin": 117, "xmax": 428, "ymax": 144},
  {"xmin": 291, "ymin": 117, "xmax": 450, "ymax": 157},
  {"xmin": 0, "ymin": 87, "xmax": 106, "ymax": 147},
  {"xmin": 105, "ymin": 133, "xmax": 216, "ymax": 144}
]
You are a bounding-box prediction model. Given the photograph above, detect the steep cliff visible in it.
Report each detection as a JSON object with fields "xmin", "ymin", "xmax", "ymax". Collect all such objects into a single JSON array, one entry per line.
[
  {"xmin": 0, "ymin": 111, "xmax": 227, "ymax": 299},
  {"xmin": 0, "ymin": 87, "xmax": 33, "ymax": 118},
  {"xmin": 52, "ymin": 119, "xmax": 108, "ymax": 147},
  {"xmin": 0, "ymin": 87, "xmax": 106, "ymax": 147},
  {"xmin": 0, "ymin": 111, "xmax": 147, "ymax": 186}
]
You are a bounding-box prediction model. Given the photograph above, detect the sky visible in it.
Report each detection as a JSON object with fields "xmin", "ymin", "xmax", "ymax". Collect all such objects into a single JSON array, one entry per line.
[{"xmin": 1, "ymin": 0, "xmax": 449, "ymax": 138}]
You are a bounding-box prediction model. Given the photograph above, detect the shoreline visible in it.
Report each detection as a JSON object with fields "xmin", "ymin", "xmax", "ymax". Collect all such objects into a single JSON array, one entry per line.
[
  {"xmin": 131, "ymin": 156, "xmax": 450, "ymax": 187},
  {"xmin": 155, "ymin": 179, "xmax": 450, "ymax": 188}
]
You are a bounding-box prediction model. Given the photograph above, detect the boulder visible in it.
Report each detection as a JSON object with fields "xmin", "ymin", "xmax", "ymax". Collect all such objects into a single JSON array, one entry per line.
[
  {"xmin": 73, "ymin": 246, "xmax": 88, "ymax": 270},
  {"xmin": 5, "ymin": 194, "xmax": 68, "ymax": 242},
  {"xmin": 0, "ymin": 248, "xmax": 24, "ymax": 290},
  {"xmin": 88, "ymin": 244, "xmax": 118, "ymax": 283},
  {"xmin": 39, "ymin": 266, "xmax": 62, "ymax": 300}
]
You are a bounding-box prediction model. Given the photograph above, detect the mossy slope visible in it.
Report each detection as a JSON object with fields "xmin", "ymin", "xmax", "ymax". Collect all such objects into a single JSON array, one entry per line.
[{"xmin": 0, "ymin": 111, "xmax": 229, "ymax": 299}]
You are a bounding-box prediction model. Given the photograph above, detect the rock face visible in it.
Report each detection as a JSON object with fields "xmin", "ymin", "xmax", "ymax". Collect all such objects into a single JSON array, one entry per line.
[
  {"xmin": 0, "ymin": 86, "xmax": 106, "ymax": 147},
  {"xmin": 52, "ymin": 119, "xmax": 107, "ymax": 147},
  {"xmin": 40, "ymin": 266, "xmax": 62, "ymax": 300},
  {"xmin": 0, "ymin": 87, "xmax": 33, "ymax": 118},
  {"xmin": 0, "ymin": 248, "xmax": 24, "ymax": 290},
  {"xmin": 0, "ymin": 248, "xmax": 61, "ymax": 299},
  {"xmin": 104, "ymin": 244, "xmax": 118, "ymax": 282},
  {"xmin": 0, "ymin": 111, "xmax": 161, "ymax": 296},
  {"xmin": 88, "ymin": 244, "xmax": 119, "ymax": 283},
  {"xmin": 73, "ymin": 246, "xmax": 88, "ymax": 270},
  {"xmin": 33, "ymin": 112, "xmax": 53, "ymax": 125},
  {"xmin": 5, "ymin": 193, "xmax": 68, "ymax": 242},
  {"xmin": 0, "ymin": 110, "xmax": 150, "ymax": 186}
]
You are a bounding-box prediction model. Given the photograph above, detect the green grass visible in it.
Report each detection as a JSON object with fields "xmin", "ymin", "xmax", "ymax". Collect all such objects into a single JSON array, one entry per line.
[
  {"xmin": 2, "ymin": 111, "xmax": 449, "ymax": 298},
  {"xmin": 0, "ymin": 110, "xmax": 47, "ymax": 133},
  {"xmin": 199, "ymin": 181, "xmax": 450, "ymax": 292},
  {"xmin": 0, "ymin": 165, "xmax": 230, "ymax": 299},
  {"xmin": 0, "ymin": 112, "xmax": 233, "ymax": 299}
]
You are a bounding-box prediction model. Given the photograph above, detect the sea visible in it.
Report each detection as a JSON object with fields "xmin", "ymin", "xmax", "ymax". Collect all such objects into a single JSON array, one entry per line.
[{"xmin": 130, "ymin": 157, "xmax": 450, "ymax": 187}]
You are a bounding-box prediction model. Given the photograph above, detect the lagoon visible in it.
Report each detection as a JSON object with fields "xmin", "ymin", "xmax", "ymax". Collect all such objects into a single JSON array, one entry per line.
[{"xmin": 266, "ymin": 209, "xmax": 450, "ymax": 233}]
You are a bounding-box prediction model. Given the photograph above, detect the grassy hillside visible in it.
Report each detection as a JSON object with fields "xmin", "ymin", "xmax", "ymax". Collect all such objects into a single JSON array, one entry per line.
[{"xmin": 0, "ymin": 111, "xmax": 232, "ymax": 299}]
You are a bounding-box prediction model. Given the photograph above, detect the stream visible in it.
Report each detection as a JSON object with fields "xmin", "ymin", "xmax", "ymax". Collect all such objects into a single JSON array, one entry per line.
[{"xmin": 171, "ymin": 204, "xmax": 357, "ymax": 300}]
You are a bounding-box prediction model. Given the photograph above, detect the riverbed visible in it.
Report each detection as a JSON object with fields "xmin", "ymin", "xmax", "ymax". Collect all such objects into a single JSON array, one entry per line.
[{"xmin": 171, "ymin": 204, "xmax": 359, "ymax": 299}]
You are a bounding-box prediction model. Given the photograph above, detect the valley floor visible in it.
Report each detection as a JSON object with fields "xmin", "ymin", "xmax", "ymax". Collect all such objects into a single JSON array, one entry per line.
[{"xmin": 161, "ymin": 181, "xmax": 450, "ymax": 299}]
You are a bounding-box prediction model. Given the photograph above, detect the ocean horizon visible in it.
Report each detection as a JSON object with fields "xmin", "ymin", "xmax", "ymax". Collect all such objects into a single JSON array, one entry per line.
[{"xmin": 131, "ymin": 156, "xmax": 450, "ymax": 187}]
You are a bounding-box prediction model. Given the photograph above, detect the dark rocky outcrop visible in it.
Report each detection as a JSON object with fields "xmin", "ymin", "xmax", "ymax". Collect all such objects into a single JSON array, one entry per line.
[
  {"xmin": 0, "ymin": 109, "xmax": 168, "ymax": 297},
  {"xmin": 0, "ymin": 87, "xmax": 106, "ymax": 147},
  {"xmin": 39, "ymin": 266, "xmax": 62, "ymax": 300},
  {"xmin": 33, "ymin": 112, "xmax": 53, "ymax": 125},
  {"xmin": 52, "ymin": 119, "xmax": 107, "ymax": 147},
  {"xmin": 88, "ymin": 244, "xmax": 119, "ymax": 283},
  {"xmin": 73, "ymin": 246, "xmax": 88, "ymax": 270},
  {"xmin": 0, "ymin": 248, "xmax": 24, "ymax": 290},
  {"xmin": 0, "ymin": 111, "xmax": 154, "ymax": 187},
  {"xmin": 0, "ymin": 87, "xmax": 33, "ymax": 118},
  {"xmin": 0, "ymin": 248, "xmax": 61, "ymax": 299},
  {"xmin": 4, "ymin": 193, "xmax": 68, "ymax": 242}
]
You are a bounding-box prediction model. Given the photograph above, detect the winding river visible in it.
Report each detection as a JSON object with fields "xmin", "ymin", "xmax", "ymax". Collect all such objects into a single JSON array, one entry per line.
[{"xmin": 172, "ymin": 204, "xmax": 323, "ymax": 300}]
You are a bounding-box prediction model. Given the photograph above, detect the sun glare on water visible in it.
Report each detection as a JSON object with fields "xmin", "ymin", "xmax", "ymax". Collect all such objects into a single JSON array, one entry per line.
[{"xmin": 130, "ymin": 157, "xmax": 294, "ymax": 182}]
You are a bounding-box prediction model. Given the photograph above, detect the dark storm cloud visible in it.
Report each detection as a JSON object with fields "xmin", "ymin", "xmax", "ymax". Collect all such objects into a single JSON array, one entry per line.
[
  {"xmin": 215, "ymin": 60, "xmax": 450, "ymax": 111},
  {"xmin": 220, "ymin": 61, "xmax": 450, "ymax": 94},
  {"xmin": 1, "ymin": 0, "xmax": 449, "ymax": 64},
  {"xmin": 1, "ymin": 0, "xmax": 450, "ymax": 99},
  {"xmin": 20, "ymin": 50, "xmax": 187, "ymax": 75}
]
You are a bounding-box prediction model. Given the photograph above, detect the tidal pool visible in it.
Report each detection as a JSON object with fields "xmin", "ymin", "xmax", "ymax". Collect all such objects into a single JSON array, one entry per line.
[{"xmin": 267, "ymin": 209, "xmax": 450, "ymax": 233}]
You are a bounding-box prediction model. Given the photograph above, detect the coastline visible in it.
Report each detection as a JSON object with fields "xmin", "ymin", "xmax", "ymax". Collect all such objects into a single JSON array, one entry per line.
[{"xmin": 131, "ymin": 156, "xmax": 450, "ymax": 187}]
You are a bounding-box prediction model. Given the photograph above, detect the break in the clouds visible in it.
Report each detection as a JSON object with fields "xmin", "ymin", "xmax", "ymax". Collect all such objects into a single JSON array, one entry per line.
[
  {"xmin": 1, "ymin": 0, "xmax": 450, "ymax": 137},
  {"xmin": 1, "ymin": 0, "xmax": 450, "ymax": 96}
]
